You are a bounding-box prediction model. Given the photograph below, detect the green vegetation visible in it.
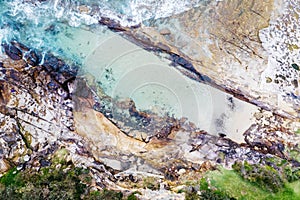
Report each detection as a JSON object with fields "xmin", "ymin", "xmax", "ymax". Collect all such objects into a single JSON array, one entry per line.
[
  {"xmin": 0, "ymin": 148, "xmax": 138, "ymax": 200},
  {"xmin": 288, "ymin": 149, "xmax": 300, "ymax": 162},
  {"xmin": 286, "ymin": 130, "xmax": 300, "ymax": 164},
  {"xmin": 206, "ymin": 167, "xmax": 300, "ymax": 200},
  {"xmin": 127, "ymin": 191, "xmax": 141, "ymax": 200},
  {"xmin": 3, "ymin": 147, "xmax": 300, "ymax": 200},
  {"xmin": 142, "ymin": 177, "xmax": 160, "ymax": 190},
  {"xmin": 184, "ymin": 159, "xmax": 300, "ymax": 200},
  {"xmin": 232, "ymin": 161, "xmax": 284, "ymax": 192},
  {"xmin": 0, "ymin": 163, "xmax": 90, "ymax": 199},
  {"xmin": 183, "ymin": 177, "xmax": 235, "ymax": 200},
  {"xmin": 292, "ymin": 63, "xmax": 300, "ymax": 71},
  {"xmin": 199, "ymin": 178, "xmax": 233, "ymax": 200},
  {"xmin": 0, "ymin": 167, "xmax": 22, "ymax": 187}
]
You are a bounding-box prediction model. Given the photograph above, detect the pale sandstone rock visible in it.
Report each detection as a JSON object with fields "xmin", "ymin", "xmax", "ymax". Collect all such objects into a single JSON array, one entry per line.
[{"xmin": 120, "ymin": 0, "xmax": 300, "ymax": 119}]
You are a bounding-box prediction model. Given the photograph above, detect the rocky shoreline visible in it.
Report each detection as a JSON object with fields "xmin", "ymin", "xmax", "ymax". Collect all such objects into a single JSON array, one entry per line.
[
  {"xmin": 0, "ymin": 0, "xmax": 299, "ymax": 199},
  {"xmin": 0, "ymin": 40, "xmax": 299, "ymax": 199}
]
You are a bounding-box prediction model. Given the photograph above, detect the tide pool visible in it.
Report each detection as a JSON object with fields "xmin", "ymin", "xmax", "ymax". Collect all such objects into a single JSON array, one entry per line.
[{"xmin": 81, "ymin": 29, "xmax": 258, "ymax": 143}]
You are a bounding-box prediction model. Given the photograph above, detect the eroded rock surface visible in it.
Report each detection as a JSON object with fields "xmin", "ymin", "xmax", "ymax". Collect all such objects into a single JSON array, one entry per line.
[
  {"xmin": 73, "ymin": 68, "xmax": 300, "ymax": 176},
  {"xmin": 0, "ymin": 37, "xmax": 299, "ymax": 199},
  {"xmin": 112, "ymin": 0, "xmax": 300, "ymax": 119},
  {"xmin": 0, "ymin": 42, "xmax": 117, "ymax": 190}
]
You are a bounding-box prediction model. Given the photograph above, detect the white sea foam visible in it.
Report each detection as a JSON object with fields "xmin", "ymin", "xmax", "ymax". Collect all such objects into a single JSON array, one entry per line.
[
  {"xmin": 128, "ymin": 0, "xmax": 202, "ymax": 24},
  {"xmin": 0, "ymin": 0, "xmax": 206, "ymax": 62},
  {"xmin": 96, "ymin": 0, "xmax": 205, "ymax": 26},
  {"xmin": 7, "ymin": 0, "xmax": 205, "ymax": 27}
]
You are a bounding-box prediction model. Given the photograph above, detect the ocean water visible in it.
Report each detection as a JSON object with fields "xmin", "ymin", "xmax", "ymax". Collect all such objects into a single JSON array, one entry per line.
[
  {"xmin": 0, "ymin": 0, "xmax": 99, "ymax": 64},
  {"xmin": 0, "ymin": 0, "xmax": 257, "ymax": 143},
  {"xmin": 0, "ymin": 0, "xmax": 207, "ymax": 62}
]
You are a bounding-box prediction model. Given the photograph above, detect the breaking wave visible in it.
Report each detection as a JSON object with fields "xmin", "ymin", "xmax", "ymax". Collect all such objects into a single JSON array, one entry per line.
[{"xmin": 0, "ymin": 0, "xmax": 206, "ymax": 63}]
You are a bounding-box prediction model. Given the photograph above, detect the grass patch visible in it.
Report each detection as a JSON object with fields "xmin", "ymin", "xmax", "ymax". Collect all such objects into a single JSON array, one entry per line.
[
  {"xmin": 206, "ymin": 168, "xmax": 270, "ymax": 199},
  {"xmin": 204, "ymin": 167, "xmax": 300, "ymax": 200}
]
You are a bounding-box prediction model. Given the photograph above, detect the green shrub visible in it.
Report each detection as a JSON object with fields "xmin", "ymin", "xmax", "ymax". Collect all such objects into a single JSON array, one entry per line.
[
  {"xmin": 0, "ymin": 167, "xmax": 23, "ymax": 187},
  {"xmin": 0, "ymin": 163, "xmax": 90, "ymax": 199},
  {"xmin": 184, "ymin": 178, "xmax": 234, "ymax": 200},
  {"xmin": 127, "ymin": 191, "xmax": 141, "ymax": 200},
  {"xmin": 232, "ymin": 161, "xmax": 284, "ymax": 192}
]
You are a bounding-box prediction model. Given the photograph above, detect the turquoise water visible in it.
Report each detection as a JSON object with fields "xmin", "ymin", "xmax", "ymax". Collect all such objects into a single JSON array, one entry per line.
[
  {"xmin": 0, "ymin": 0, "xmax": 205, "ymax": 65},
  {"xmin": 0, "ymin": 0, "xmax": 99, "ymax": 64}
]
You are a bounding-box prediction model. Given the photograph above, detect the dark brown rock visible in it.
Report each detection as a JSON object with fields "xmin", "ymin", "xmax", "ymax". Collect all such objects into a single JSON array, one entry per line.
[{"xmin": 2, "ymin": 43, "xmax": 23, "ymax": 60}]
